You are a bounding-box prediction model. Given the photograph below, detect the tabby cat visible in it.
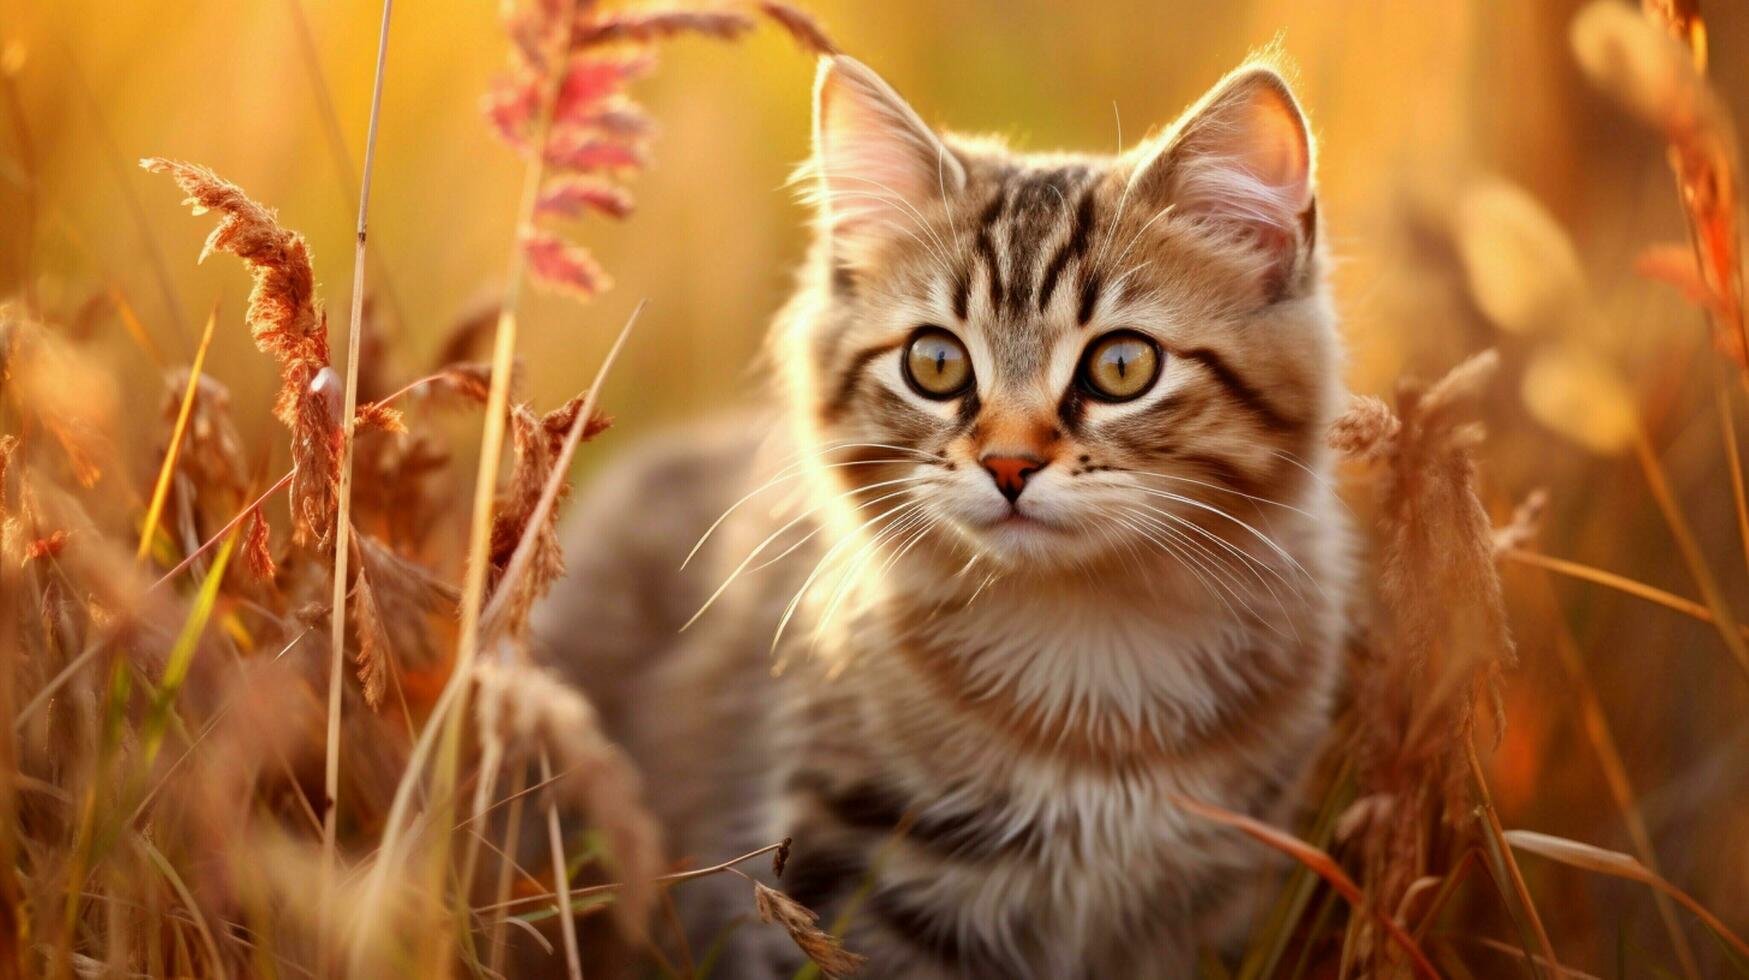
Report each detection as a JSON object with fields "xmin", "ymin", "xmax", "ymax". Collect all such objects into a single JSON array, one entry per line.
[{"xmin": 538, "ymin": 52, "xmax": 1350, "ymax": 979}]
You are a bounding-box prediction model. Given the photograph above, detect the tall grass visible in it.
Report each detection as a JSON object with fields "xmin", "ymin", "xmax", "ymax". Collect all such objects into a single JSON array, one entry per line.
[{"xmin": 1, "ymin": 0, "xmax": 1747, "ymax": 977}]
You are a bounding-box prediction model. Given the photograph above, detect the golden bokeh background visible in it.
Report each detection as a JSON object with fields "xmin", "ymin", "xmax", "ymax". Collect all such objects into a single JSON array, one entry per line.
[{"xmin": 5, "ymin": 0, "xmax": 1749, "ymax": 967}]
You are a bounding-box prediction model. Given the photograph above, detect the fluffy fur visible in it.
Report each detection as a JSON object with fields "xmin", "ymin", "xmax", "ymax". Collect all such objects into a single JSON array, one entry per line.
[{"xmin": 539, "ymin": 53, "xmax": 1351, "ymax": 978}]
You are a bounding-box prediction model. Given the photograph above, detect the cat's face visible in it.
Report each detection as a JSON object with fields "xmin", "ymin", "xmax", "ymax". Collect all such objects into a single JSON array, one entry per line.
[{"xmin": 785, "ymin": 57, "xmax": 1340, "ymax": 573}]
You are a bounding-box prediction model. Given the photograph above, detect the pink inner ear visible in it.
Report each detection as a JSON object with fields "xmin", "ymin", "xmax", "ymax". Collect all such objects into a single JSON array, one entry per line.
[
  {"xmin": 1170, "ymin": 74, "xmax": 1313, "ymax": 229},
  {"xmin": 819, "ymin": 90, "xmax": 934, "ymax": 218},
  {"xmin": 1228, "ymin": 92, "xmax": 1310, "ymax": 202},
  {"xmin": 812, "ymin": 58, "xmax": 959, "ymax": 243}
]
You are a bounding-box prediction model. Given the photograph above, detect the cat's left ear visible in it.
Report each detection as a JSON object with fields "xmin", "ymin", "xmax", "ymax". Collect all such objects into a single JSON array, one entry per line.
[
  {"xmin": 1131, "ymin": 66, "xmax": 1316, "ymax": 298},
  {"xmin": 810, "ymin": 55, "xmax": 965, "ymax": 250}
]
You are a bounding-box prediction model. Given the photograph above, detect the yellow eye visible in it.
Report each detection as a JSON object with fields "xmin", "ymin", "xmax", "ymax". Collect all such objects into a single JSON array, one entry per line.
[
  {"xmin": 903, "ymin": 327, "xmax": 974, "ymax": 399},
  {"xmin": 1080, "ymin": 331, "xmax": 1161, "ymax": 401}
]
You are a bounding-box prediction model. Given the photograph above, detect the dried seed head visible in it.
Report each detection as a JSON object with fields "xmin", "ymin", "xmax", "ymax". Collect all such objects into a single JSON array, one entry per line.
[
  {"xmin": 752, "ymin": 882, "xmax": 865, "ymax": 978},
  {"xmin": 144, "ymin": 159, "xmax": 342, "ymax": 547},
  {"xmin": 758, "ymin": 2, "xmax": 842, "ymax": 56},
  {"xmin": 473, "ymin": 660, "xmax": 662, "ymax": 939},
  {"xmin": 487, "ymin": 394, "xmax": 611, "ymax": 639}
]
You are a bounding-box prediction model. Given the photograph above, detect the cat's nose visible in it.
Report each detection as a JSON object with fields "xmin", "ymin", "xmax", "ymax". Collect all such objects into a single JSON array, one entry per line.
[{"xmin": 981, "ymin": 454, "xmax": 1045, "ymax": 504}]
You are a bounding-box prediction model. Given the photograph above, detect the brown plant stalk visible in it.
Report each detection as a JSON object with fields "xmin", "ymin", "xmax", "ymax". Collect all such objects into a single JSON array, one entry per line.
[{"xmin": 319, "ymin": 3, "xmax": 394, "ymax": 968}]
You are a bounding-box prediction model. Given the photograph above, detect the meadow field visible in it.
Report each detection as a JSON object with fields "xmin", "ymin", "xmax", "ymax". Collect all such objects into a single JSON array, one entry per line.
[{"xmin": 1, "ymin": 0, "xmax": 1747, "ymax": 976}]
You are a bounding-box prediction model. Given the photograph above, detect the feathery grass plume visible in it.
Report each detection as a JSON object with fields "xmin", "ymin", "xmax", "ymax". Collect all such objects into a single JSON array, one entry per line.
[
  {"xmin": 349, "ymin": 532, "xmax": 458, "ymax": 709},
  {"xmin": 1, "ymin": 311, "xmax": 117, "ymax": 489},
  {"xmin": 161, "ymin": 371, "xmax": 248, "ymax": 504},
  {"xmin": 572, "ymin": 8, "xmax": 754, "ymax": 46},
  {"xmin": 1329, "ymin": 349, "xmax": 1516, "ymax": 972},
  {"xmin": 752, "ymin": 881, "xmax": 865, "ymax": 978},
  {"xmin": 535, "ymin": 176, "xmax": 635, "ymax": 219},
  {"xmin": 757, "ymin": 2, "xmax": 842, "ymax": 56},
  {"xmin": 486, "ymin": 0, "xmax": 751, "ymax": 299},
  {"xmin": 473, "ymin": 659, "xmax": 662, "ymax": 939},
  {"xmin": 142, "ymin": 158, "xmax": 342, "ymax": 548},
  {"xmin": 1491, "ymin": 489, "xmax": 1549, "ymax": 557},
  {"xmin": 1571, "ymin": 2, "xmax": 1744, "ymax": 368},
  {"xmin": 352, "ymin": 400, "xmax": 406, "ymax": 435},
  {"xmin": 488, "ymin": 395, "xmax": 611, "ymax": 639},
  {"xmin": 242, "ymin": 506, "xmax": 275, "ymax": 581}
]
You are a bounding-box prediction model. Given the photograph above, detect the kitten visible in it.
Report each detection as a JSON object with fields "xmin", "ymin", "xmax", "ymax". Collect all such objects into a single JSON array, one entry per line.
[{"xmin": 538, "ymin": 53, "xmax": 1350, "ymax": 979}]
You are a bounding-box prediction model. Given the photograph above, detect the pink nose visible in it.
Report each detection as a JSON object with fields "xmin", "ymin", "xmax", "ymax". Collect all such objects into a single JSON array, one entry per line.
[{"xmin": 981, "ymin": 455, "xmax": 1044, "ymax": 504}]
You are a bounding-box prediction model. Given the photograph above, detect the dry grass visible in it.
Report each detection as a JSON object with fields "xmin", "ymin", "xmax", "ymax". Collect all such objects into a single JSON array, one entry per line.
[{"xmin": 3, "ymin": 0, "xmax": 1749, "ymax": 977}]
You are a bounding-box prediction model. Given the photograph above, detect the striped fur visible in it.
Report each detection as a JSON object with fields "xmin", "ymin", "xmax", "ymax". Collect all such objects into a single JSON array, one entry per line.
[{"xmin": 539, "ymin": 54, "xmax": 1350, "ymax": 978}]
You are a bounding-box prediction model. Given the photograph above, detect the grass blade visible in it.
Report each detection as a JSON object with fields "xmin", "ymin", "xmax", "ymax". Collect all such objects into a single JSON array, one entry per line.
[
  {"xmin": 1467, "ymin": 739, "xmax": 1563, "ymax": 979},
  {"xmin": 136, "ymin": 302, "xmax": 217, "ymax": 560},
  {"xmin": 1633, "ymin": 426, "xmax": 1749, "ymax": 683},
  {"xmin": 1506, "ymin": 829, "xmax": 1749, "ymax": 963},
  {"xmin": 140, "ymin": 533, "xmax": 236, "ymax": 770},
  {"xmin": 1167, "ymin": 791, "xmax": 1441, "ymax": 980}
]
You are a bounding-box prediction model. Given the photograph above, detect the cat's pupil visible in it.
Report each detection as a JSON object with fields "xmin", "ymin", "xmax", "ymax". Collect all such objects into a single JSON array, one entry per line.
[{"xmin": 934, "ymin": 351, "xmax": 945, "ymax": 374}]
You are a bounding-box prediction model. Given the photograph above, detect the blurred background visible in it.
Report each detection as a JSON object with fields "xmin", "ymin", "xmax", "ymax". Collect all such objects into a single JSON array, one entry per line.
[{"xmin": 4, "ymin": 0, "xmax": 1749, "ymax": 970}]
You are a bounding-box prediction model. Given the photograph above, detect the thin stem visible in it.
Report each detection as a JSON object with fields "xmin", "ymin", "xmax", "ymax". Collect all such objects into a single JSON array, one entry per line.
[
  {"xmin": 352, "ymin": 6, "xmax": 579, "ymax": 963},
  {"xmin": 480, "ymin": 302, "xmax": 642, "ymax": 639},
  {"xmin": 147, "ymin": 469, "xmax": 294, "ymax": 594},
  {"xmin": 1632, "ymin": 426, "xmax": 1749, "ymax": 684},
  {"xmin": 1527, "ymin": 572, "xmax": 1700, "ymax": 979},
  {"xmin": 1467, "ymin": 738, "xmax": 1562, "ymax": 979},
  {"xmin": 1501, "ymin": 548, "xmax": 1746, "ymax": 633},
  {"xmin": 540, "ymin": 751, "xmax": 584, "ymax": 980},
  {"xmin": 477, "ymin": 840, "xmax": 789, "ymax": 915},
  {"xmin": 1167, "ymin": 791, "xmax": 1440, "ymax": 980},
  {"xmin": 1718, "ymin": 381, "xmax": 1749, "ymax": 580},
  {"xmin": 321, "ymin": 0, "xmax": 394, "ymax": 970},
  {"xmin": 284, "ymin": 0, "xmax": 410, "ymax": 331},
  {"xmin": 486, "ymin": 766, "xmax": 528, "ymax": 979}
]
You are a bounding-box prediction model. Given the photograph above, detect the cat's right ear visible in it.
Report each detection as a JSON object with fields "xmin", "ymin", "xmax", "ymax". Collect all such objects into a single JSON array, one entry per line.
[{"xmin": 810, "ymin": 56, "xmax": 964, "ymax": 252}]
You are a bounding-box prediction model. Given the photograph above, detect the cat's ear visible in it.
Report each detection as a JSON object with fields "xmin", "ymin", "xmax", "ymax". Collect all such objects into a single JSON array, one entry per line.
[
  {"xmin": 810, "ymin": 55, "xmax": 965, "ymax": 247},
  {"xmin": 1131, "ymin": 66, "xmax": 1316, "ymax": 295}
]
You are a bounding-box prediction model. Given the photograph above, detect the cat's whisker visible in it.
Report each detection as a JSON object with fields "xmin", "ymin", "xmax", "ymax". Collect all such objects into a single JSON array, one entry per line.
[
  {"xmin": 772, "ymin": 497, "xmax": 927, "ymax": 653},
  {"xmin": 1113, "ymin": 485, "xmax": 1306, "ymax": 598},
  {"xmin": 803, "ymin": 501, "xmax": 928, "ymax": 648},
  {"xmin": 811, "ymin": 508, "xmax": 933, "ymax": 650},
  {"xmin": 1128, "ymin": 504, "xmax": 1299, "ymax": 640},
  {"xmin": 814, "ymin": 170, "xmax": 954, "ymax": 256},
  {"xmin": 1111, "ymin": 508, "xmax": 1247, "ymax": 622},
  {"xmin": 1090, "ymin": 102, "xmax": 1135, "ymax": 273},
  {"xmin": 1118, "ymin": 508, "xmax": 1255, "ymax": 610},
  {"xmin": 1125, "ymin": 508, "xmax": 1279, "ymax": 633},
  {"xmin": 683, "ymin": 477, "xmax": 933, "ymax": 632},
  {"xmin": 936, "ymin": 145, "xmax": 962, "ymax": 246},
  {"xmin": 964, "ymin": 566, "xmax": 1003, "ymax": 609},
  {"xmin": 1125, "ymin": 502, "xmax": 1264, "ymax": 591},
  {"xmin": 1118, "ymin": 468, "xmax": 1318, "ymax": 519},
  {"xmin": 1108, "ymin": 203, "xmax": 1176, "ymax": 272},
  {"xmin": 1269, "ymin": 449, "xmax": 1357, "ymax": 514},
  {"xmin": 683, "ymin": 447, "xmax": 935, "ymax": 568},
  {"xmin": 1111, "ymin": 484, "xmax": 1325, "ymax": 596},
  {"xmin": 810, "ymin": 169, "xmax": 958, "ymax": 270}
]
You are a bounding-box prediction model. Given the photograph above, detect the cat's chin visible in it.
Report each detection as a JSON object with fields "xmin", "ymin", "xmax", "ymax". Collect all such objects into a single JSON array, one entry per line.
[{"xmin": 952, "ymin": 511, "xmax": 1095, "ymax": 567}]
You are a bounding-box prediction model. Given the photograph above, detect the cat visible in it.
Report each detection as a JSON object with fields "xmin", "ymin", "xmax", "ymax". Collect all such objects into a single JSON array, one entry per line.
[{"xmin": 537, "ymin": 52, "xmax": 1351, "ymax": 979}]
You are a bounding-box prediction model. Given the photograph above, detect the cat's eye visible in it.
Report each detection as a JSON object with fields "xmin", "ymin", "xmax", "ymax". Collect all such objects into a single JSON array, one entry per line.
[
  {"xmin": 1079, "ymin": 331, "xmax": 1162, "ymax": 401},
  {"xmin": 902, "ymin": 327, "xmax": 974, "ymax": 399}
]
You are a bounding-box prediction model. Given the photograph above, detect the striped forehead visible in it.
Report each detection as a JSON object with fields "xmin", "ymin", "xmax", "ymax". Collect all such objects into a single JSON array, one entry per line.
[{"xmin": 949, "ymin": 164, "xmax": 1109, "ymax": 381}]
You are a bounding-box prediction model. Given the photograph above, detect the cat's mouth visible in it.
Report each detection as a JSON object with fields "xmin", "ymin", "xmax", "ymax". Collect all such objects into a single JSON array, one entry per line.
[{"xmin": 980, "ymin": 509, "xmax": 1063, "ymax": 533}]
